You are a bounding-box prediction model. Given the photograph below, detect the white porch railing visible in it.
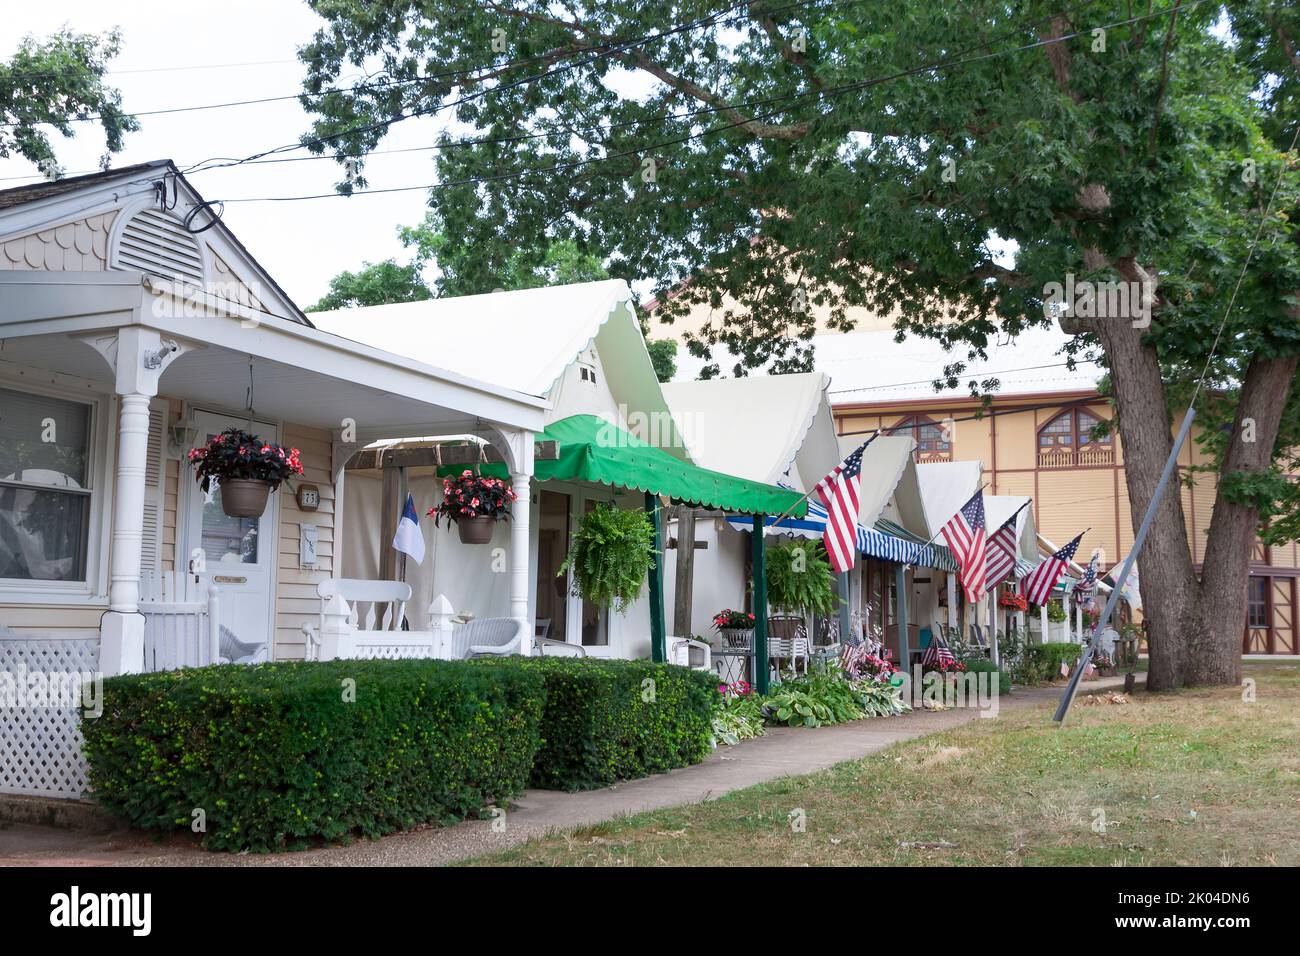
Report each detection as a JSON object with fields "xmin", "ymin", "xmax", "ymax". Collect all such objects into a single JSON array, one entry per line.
[
  {"xmin": 140, "ymin": 571, "xmax": 220, "ymax": 672},
  {"xmin": 302, "ymin": 580, "xmax": 530, "ymax": 661}
]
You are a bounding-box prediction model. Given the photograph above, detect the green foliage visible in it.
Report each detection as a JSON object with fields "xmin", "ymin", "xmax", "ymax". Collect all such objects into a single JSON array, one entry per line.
[
  {"xmin": 764, "ymin": 540, "xmax": 839, "ymax": 616},
  {"xmin": 646, "ymin": 338, "xmax": 678, "ymax": 383},
  {"xmin": 560, "ymin": 504, "xmax": 656, "ymax": 613},
  {"xmin": 307, "ymin": 260, "xmax": 431, "ymax": 311},
  {"xmin": 764, "ymin": 664, "xmax": 869, "ymax": 727},
  {"xmin": 1020, "ymin": 642, "xmax": 1084, "ymax": 684},
  {"xmin": 81, "ymin": 659, "xmax": 546, "ymax": 852},
  {"xmin": 961, "ymin": 657, "xmax": 1012, "ymax": 696},
  {"xmin": 481, "ymin": 657, "xmax": 717, "ymax": 790},
  {"xmin": 0, "ymin": 29, "xmax": 137, "ymax": 167},
  {"xmin": 713, "ymin": 689, "xmax": 765, "ymax": 745}
]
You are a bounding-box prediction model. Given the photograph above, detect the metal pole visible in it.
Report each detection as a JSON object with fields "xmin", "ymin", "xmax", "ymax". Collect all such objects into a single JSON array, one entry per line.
[
  {"xmin": 1054, "ymin": 407, "xmax": 1197, "ymax": 723},
  {"xmin": 646, "ymin": 491, "xmax": 666, "ymax": 663},
  {"xmin": 752, "ymin": 515, "xmax": 770, "ymax": 694}
]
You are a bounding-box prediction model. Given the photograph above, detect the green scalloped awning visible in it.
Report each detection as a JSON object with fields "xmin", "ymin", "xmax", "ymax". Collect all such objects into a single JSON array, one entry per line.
[{"xmin": 445, "ymin": 414, "xmax": 806, "ymax": 517}]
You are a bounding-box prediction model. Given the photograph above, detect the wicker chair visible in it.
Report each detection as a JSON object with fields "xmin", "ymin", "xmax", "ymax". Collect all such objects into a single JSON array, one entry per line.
[{"xmin": 452, "ymin": 617, "xmax": 529, "ymax": 658}]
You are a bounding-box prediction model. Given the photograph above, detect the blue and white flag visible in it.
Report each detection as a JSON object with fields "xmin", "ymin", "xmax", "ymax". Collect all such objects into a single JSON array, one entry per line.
[{"xmin": 392, "ymin": 493, "xmax": 425, "ymax": 565}]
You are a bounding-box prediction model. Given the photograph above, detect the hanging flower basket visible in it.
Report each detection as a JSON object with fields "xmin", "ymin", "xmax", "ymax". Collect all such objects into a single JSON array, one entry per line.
[
  {"xmin": 430, "ymin": 470, "xmax": 517, "ymax": 545},
  {"xmin": 188, "ymin": 428, "xmax": 303, "ymax": 519}
]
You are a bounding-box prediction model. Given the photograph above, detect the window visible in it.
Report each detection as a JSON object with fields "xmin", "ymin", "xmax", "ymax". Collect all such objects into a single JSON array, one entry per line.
[
  {"xmin": 1247, "ymin": 577, "xmax": 1269, "ymax": 629},
  {"xmin": 1037, "ymin": 407, "xmax": 1113, "ymax": 466},
  {"xmin": 0, "ymin": 387, "xmax": 94, "ymax": 582},
  {"xmin": 889, "ymin": 415, "xmax": 951, "ymax": 462}
]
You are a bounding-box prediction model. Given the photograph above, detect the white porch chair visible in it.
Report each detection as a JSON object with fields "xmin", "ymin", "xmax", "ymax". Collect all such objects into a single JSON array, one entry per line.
[
  {"xmin": 139, "ymin": 570, "xmax": 222, "ymax": 671},
  {"xmin": 452, "ymin": 617, "xmax": 530, "ymax": 658}
]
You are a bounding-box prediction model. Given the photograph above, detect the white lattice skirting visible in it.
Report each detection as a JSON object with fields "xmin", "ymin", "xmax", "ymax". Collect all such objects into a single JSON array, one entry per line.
[{"xmin": 0, "ymin": 636, "xmax": 99, "ymax": 799}]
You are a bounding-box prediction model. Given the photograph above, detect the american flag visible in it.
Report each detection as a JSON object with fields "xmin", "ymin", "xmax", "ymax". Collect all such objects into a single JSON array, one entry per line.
[
  {"xmin": 985, "ymin": 514, "xmax": 1020, "ymax": 587},
  {"xmin": 1081, "ymin": 550, "xmax": 1100, "ymax": 594},
  {"xmin": 1024, "ymin": 532, "xmax": 1085, "ymax": 605},
  {"xmin": 940, "ymin": 491, "xmax": 987, "ymax": 603},
  {"xmin": 815, "ymin": 437, "xmax": 875, "ymax": 574},
  {"xmin": 922, "ymin": 631, "xmax": 957, "ymax": 669}
]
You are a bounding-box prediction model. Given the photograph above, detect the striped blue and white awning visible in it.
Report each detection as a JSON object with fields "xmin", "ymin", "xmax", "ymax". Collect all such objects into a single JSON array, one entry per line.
[{"xmin": 725, "ymin": 499, "xmax": 956, "ymax": 571}]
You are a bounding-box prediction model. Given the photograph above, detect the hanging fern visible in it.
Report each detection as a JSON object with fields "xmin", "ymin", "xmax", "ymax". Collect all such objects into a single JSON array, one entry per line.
[
  {"xmin": 764, "ymin": 539, "xmax": 840, "ymax": 616},
  {"xmin": 560, "ymin": 503, "xmax": 657, "ymax": 614}
]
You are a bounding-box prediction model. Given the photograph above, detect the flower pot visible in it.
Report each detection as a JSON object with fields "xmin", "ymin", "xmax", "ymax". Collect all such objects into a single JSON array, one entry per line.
[
  {"xmin": 220, "ymin": 478, "xmax": 272, "ymax": 518},
  {"xmin": 719, "ymin": 627, "xmax": 754, "ymax": 649},
  {"xmin": 457, "ymin": 515, "xmax": 496, "ymax": 544}
]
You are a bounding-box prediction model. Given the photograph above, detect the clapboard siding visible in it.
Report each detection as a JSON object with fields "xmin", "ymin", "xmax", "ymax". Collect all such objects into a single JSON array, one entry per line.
[{"xmin": 273, "ymin": 423, "xmax": 335, "ymax": 660}]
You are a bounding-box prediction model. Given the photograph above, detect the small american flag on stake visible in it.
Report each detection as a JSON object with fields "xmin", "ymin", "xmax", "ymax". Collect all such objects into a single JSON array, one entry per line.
[
  {"xmin": 1024, "ymin": 532, "xmax": 1085, "ymax": 606},
  {"xmin": 921, "ymin": 630, "xmax": 957, "ymax": 670},
  {"xmin": 814, "ymin": 437, "xmax": 875, "ymax": 574},
  {"xmin": 940, "ymin": 491, "xmax": 987, "ymax": 603}
]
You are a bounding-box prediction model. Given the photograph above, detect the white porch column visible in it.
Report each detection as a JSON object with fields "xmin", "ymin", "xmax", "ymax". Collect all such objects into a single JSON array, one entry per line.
[
  {"xmin": 1039, "ymin": 601, "xmax": 1049, "ymax": 643},
  {"xmin": 80, "ymin": 326, "xmax": 188, "ymax": 676},
  {"xmin": 109, "ymin": 392, "xmax": 151, "ymax": 613},
  {"xmin": 946, "ymin": 572, "xmax": 958, "ymax": 631},
  {"xmin": 509, "ymin": 471, "xmax": 532, "ymax": 654}
]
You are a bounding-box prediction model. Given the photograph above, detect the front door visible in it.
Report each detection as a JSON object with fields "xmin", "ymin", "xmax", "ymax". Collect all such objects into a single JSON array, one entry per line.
[{"xmin": 182, "ymin": 411, "xmax": 278, "ymax": 654}]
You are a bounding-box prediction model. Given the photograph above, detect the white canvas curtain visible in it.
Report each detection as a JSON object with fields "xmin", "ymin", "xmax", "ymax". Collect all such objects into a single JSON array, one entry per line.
[{"xmin": 342, "ymin": 473, "xmax": 512, "ymax": 625}]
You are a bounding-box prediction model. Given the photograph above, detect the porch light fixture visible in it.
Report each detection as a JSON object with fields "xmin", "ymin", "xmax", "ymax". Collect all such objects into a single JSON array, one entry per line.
[{"xmin": 169, "ymin": 420, "xmax": 199, "ymax": 457}]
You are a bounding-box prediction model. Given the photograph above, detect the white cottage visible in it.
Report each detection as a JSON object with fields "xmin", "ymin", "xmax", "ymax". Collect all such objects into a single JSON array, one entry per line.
[
  {"xmin": 311, "ymin": 283, "xmax": 800, "ymax": 662},
  {"xmin": 0, "ymin": 161, "xmax": 548, "ymax": 682}
]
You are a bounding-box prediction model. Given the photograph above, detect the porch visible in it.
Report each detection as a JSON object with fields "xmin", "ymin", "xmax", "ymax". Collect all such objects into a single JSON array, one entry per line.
[{"xmin": 0, "ymin": 270, "xmax": 547, "ymax": 674}]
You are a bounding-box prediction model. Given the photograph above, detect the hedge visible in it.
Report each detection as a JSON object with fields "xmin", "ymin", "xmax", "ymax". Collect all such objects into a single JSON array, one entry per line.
[
  {"xmin": 481, "ymin": 657, "xmax": 719, "ymax": 790},
  {"xmin": 82, "ymin": 659, "xmax": 546, "ymax": 852},
  {"xmin": 961, "ymin": 657, "xmax": 1012, "ymax": 695},
  {"xmin": 1024, "ymin": 642, "xmax": 1084, "ymax": 682}
]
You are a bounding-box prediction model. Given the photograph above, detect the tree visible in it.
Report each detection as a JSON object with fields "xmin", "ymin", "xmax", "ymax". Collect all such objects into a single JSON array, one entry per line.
[
  {"xmin": 299, "ymin": 2, "xmax": 1300, "ymax": 689},
  {"xmin": 307, "ymin": 260, "xmax": 431, "ymax": 311},
  {"xmin": 647, "ymin": 337, "xmax": 678, "ymax": 382},
  {"xmin": 0, "ymin": 29, "xmax": 136, "ymax": 169}
]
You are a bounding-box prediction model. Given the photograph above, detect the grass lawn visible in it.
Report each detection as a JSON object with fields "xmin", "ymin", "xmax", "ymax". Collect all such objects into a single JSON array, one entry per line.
[{"xmin": 466, "ymin": 662, "xmax": 1299, "ymax": 866}]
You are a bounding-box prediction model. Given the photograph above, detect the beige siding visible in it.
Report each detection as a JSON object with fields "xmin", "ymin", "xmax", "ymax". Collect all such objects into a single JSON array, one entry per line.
[
  {"xmin": 273, "ymin": 424, "xmax": 336, "ymax": 660},
  {"xmin": 0, "ymin": 212, "xmax": 116, "ymax": 271}
]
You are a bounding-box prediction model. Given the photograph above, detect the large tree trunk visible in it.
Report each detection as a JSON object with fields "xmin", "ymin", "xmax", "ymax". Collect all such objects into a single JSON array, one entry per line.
[
  {"xmin": 1192, "ymin": 355, "xmax": 1299, "ymax": 684},
  {"xmin": 1082, "ymin": 318, "xmax": 1200, "ymax": 690}
]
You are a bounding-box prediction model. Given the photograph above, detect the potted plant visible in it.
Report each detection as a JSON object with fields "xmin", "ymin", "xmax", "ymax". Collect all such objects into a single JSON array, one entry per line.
[
  {"xmin": 712, "ymin": 608, "xmax": 756, "ymax": 648},
  {"xmin": 1046, "ymin": 601, "xmax": 1067, "ymax": 623},
  {"xmin": 559, "ymin": 503, "xmax": 656, "ymax": 612},
  {"xmin": 187, "ymin": 428, "xmax": 303, "ymax": 518},
  {"xmin": 430, "ymin": 469, "xmax": 518, "ymax": 544},
  {"xmin": 763, "ymin": 540, "xmax": 840, "ymax": 616},
  {"xmin": 998, "ymin": 591, "xmax": 1028, "ymax": 612}
]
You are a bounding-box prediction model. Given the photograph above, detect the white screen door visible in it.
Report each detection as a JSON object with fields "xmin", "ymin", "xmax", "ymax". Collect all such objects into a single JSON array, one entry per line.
[{"xmin": 182, "ymin": 411, "xmax": 278, "ymax": 652}]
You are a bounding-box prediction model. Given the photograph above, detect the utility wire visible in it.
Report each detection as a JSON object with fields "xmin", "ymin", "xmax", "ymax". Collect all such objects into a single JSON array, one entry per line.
[{"xmin": 210, "ymin": 1, "xmax": 1190, "ymax": 202}]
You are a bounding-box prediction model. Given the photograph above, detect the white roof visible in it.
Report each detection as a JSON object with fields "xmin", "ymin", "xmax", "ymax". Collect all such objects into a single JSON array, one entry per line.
[
  {"xmin": 310, "ymin": 279, "xmax": 636, "ymax": 398},
  {"xmin": 673, "ymin": 323, "xmax": 1103, "ymax": 402},
  {"xmin": 838, "ymin": 433, "xmax": 917, "ymax": 529},
  {"xmin": 986, "ymin": 494, "xmax": 1036, "ymax": 559},
  {"xmin": 916, "ymin": 460, "xmax": 984, "ymax": 534},
  {"xmin": 661, "ymin": 372, "xmax": 831, "ymax": 486}
]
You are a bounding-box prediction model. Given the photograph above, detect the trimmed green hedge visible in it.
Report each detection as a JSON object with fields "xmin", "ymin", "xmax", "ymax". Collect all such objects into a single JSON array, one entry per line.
[
  {"xmin": 1024, "ymin": 642, "xmax": 1083, "ymax": 682},
  {"xmin": 82, "ymin": 659, "xmax": 546, "ymax": 852},
  {"xmin": 961, "ymin": 657, "xmax": 1012, "ymax": 695},
  {"xmin": 482, "ymin": 657, "xmax": 719, "ymax": 790}
]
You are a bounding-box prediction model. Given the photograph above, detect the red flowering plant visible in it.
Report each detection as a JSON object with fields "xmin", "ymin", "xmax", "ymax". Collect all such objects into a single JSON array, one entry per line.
[
  {"xmin": 712, "ymin": 609, "xmax": 756, "ymax": 631},
  {"xmin": 839, "ymin": 642, "xmax": 898, "ymax": 684},
  {"xmin": 998, "ymin": 591, "xmax": 1028, "ymax": 611},
  {"xmin": 429, "ymin": 469, "xmax": 517, "ymax": 526},
  {"xmin": 187, "ymin": 428, "xmax": 303, "ymax": 493}
]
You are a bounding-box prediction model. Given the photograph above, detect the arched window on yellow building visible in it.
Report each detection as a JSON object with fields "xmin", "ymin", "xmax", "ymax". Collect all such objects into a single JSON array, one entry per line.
[
  {"xmin": 1037, "ymin": 407, "xmax": 1114, "ymax": 468},
  {"xmin": 889, "ymin": 415, "xmax": 952, "ymax": 462}
]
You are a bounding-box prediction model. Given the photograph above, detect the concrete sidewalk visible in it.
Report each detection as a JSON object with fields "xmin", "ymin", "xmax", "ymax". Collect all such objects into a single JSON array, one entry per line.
[{"xmin": 0, "ymin": 677, "xmax": 1130, "ymax": 867}]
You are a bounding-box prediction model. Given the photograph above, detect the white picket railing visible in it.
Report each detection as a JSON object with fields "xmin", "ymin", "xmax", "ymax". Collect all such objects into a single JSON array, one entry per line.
[{"xmin": 140, "ymin": 571, "xmax": 220, "ymax": 672}]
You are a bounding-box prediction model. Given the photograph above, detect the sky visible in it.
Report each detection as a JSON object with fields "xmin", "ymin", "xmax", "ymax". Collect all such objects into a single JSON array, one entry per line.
[{"xmin": 0, "ymin": 0, "xmax": 474, "ymax": 308}]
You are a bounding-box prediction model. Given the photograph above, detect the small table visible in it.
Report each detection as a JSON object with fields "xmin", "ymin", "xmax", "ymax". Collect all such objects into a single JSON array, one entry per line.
[{"xmin": 713, "ymin": 645, "xmax": 754, "ymax": 685}]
